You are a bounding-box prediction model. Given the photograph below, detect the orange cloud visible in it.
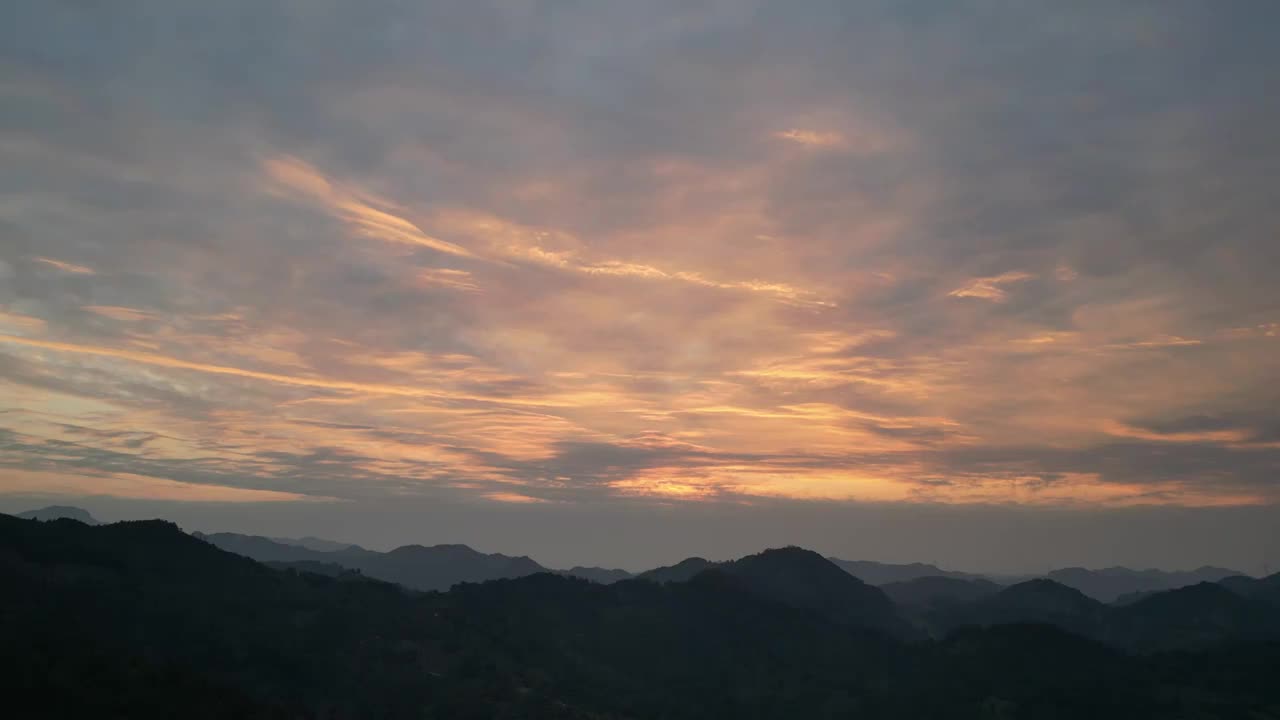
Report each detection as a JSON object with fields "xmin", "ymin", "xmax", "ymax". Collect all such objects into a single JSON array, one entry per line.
[
  {"xmin": 0, "ymin": 333, "xmax": 467, "ymax": 403},
  {"xmin": 0, "ymin": 468, "xmax": 321, "ymax": 503},
  {"xmin": 1101, "ymin": 420, "xmax": 1254, "ymax": 445},
  {"xmin": 483, "ymin": 491, "xmax": 552, "ymax": 504},
  {"xmin": 0, "ymin": 310, "xmax": 46, "ymax": 334},
  {"xmin": 261, "ymin": 155, "xmax": 477, "ymax": 259},
  {"xmin": 417, "ymin": 268, "xmax": 481, "ymax": 292},
  {"xmin": 83, "ymin": 305, "xmax": 156, "ymax": 322},
  {"xmin": 774, "ymin": 128, "xmax": 848, "ymax": 148},
  {"xmin": 33, "ymin": 257, "xmax": 95, "ymax": 275},
  {"xmin": 948, "ymin": 271, "xmax": 1035, "ymax": 301}
]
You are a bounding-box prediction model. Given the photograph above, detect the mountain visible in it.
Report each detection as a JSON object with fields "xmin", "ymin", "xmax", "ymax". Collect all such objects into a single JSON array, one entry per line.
[
  {"xmin": 922, "ymin": 576, "xmax": 1280, "ymax": 653},
  {"xmin": 193, "ymin": 531, "xmax": 355, "ymax": 563},
  {"xmin": 710, "ymin": 546, "xmax": 915, "ymax": 638},
  {"xmin": 6, "ymin": 512, "xmax": 1280, "ymax": 718},
  {"xmin": 15, "ymin": 505, "xmax": 99, "ymax": 525},
  {"xmin": 1218, "ymin": 572, "xmax": 1280, "ymax": 607},
  {"xmin": 1105, "ymin": 581, "xmax": 1280, "ymax": 652},
  {"xmin": 827, "ymin": 558, "xmax": 984, "ymax": 585},
  {"xmin": 1113, "ymin": 572, "xmax": 1280, "ymax": 608},
  {"xmin": 882, "ymin": 576, "xmax": 1002, "ymax": 611},
  {"xmin": 269, "ymin": 535, "xmax": 361, "ymax": 552},
  {"xmin": 938, "ymin": 579, "xmax": 1108, "ymax": 639},
  {"xmin": 1046, "ymin": 565, "xmax": 1244, "ymax": 602},
  {"xmin": 637, "ymin": 556, "xmax": 717, "ymax": 583},
  {"xmin": 358, "ymin": 543, "xmax": 546, "ymax": 591},
  {"xmin": 557, "ymin": 566, "xmax": 634, "ymax": 584},
  {"xmin": 0, "ymin": 514, "xmax": 913, "ymax": 717},
  {"xmin": 829, "ymin": 558, "xmax": 1246, "ymax": 601},
  {"xmin": 196, "ymin": 531, "xmax": 546, "ymax": 591}
]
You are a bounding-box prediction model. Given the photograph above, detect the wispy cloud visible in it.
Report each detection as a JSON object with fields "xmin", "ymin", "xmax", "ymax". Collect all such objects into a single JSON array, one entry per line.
[
  {"xmin": 261, "ymin": 155, "xmax": 478, "ymax": 259},
  {"xmin": 948, "ymin": 271, "xmax": 1036, "ymax": 302},
  {"xmin": 774, "ymin": 128, "xmax": 848, "ymax": 148},
  {"xmin": 32, "ymin": 257, "xmax": 95, "ymax": 275}
]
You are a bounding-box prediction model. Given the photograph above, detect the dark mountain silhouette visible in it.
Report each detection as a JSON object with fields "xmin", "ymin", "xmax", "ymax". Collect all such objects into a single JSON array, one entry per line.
[
  {"xmin": 193, "ymin": 531, "xmax": 353, "ymax": 562},
  {"xmin": 828, "ymin": 557, "xmax": 1248, "ymax": 602},
  {"xmin": 363, "ymin": 543, "xmax": 545, "ymax": 591},
  {"xmin": 707, "ymin": 546, "xmax": 915, "ymax": 638},
  {"xmin": 637, "ymin": 556, "xmax": 717, "ymax": 583},
  {"xmin": 1218, "ymin": 574, "xmax": 1260, "ymax": 596},
  {"xmin": 557, "ymin": 566, "xmax": 634, "ymax": 584},
  {"xmin": 979, "ymin": 578, "xmax": 1104, "ymax": 616},
  {"xmin": 937, "ymin": 579, "xmax": 1108, "ymax": 639},
  {"xmin": 1047, "ymin": 565, "xmax": 1244, "ymax": 602},
  {"xmin": 5, "ymin": 512, "xmax": 1280, "ymax": 718},
  {"xmin": 197, "ymin": 531, "xmax": 546, "ymax": 591},
  {"xmin": 1218, "ymin": 572, "xmax": 1280, "ymax": 607},
  {"xmin": 15, "ymin": 505, "xmax": 99, "ymax": 525},
  {"xmin": 914, "ymin": 576, "xmax": 1280, "ymax": 653},
  {"xmin": 882, "ymin": 576, "xmax": 1002, "ymax": 611},
  {"xmin": 827, "ymin": 557, "xmax": 984, "ymax": 585},
  {"xmin": 1105, "ymin": 581, "xmax": 1280, "ymax": 652}
]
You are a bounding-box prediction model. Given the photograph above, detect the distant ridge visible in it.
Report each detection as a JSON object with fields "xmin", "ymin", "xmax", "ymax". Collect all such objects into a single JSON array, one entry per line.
[
  {"xmin": 1218, "ymin": 572, "xmax": 1280, "ymax": 607},
  {"xmin": 881, "ymin": 576, "xmax": 1002, "ymax": 610},
  {"xmin": 826, "ymin": 556, "xmax": 1249, "ymax": 602},
  {"xmin": 1105, "ymin": 581, "xmax": 1280, "ymax": 651},
  {"xmin": 637, "ymin": 557, "xmax": 718, "ymax": 583},
  {"xmin": 269, "ymin": 535, "xmax": 361, "ymax": 553},
  {"xmin": 934, "ymin": 578, "xmax": 1107, "ymax": 639},
  {"xmin": 827, "ymin": 558, "xmax": 984, "ymax": 585},
  {"xmin": 197, "ymin": 531, "xmax": 546, "ymax": 591},
  {"xmin": 1046, "ymin": 566, "xmax": 1244, "ymax": 603},
  {"xmin": 15, "ymin": 506, "xmax": 99, "ymax": 525}
]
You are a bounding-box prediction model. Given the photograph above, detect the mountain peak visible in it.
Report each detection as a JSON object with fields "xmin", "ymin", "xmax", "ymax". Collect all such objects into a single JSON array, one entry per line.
[
  {"xmin": 1001, "ymin": 578, "xmax": 1095, "ymax": 600},
  {"xmin": 735, "ymin": 546, "xmax": 850, "ymax": 574},
  {"xmin": 716, "ymin": 546, "xmax": 912, "ymax": 637},
  {"xmin": 638, "ymin": 557, "xmax": 718, "ymax": 584}
]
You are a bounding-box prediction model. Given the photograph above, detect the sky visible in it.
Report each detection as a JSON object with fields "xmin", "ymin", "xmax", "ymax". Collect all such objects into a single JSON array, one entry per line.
[{"xmin": 2, "ymin": 1, "xmax": 1279, "ymax": 573}]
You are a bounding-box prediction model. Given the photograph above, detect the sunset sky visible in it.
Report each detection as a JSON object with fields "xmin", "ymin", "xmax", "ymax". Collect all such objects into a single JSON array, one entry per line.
[{"xmin": 2, "ymin": 1, "xmax": 1278, "ymax": 571}]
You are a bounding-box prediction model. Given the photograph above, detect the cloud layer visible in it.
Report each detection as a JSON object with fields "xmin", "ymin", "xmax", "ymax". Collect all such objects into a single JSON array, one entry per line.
[{"xmin": 2, "ymin": 0, "xmax": 1278, "ymax": 515}]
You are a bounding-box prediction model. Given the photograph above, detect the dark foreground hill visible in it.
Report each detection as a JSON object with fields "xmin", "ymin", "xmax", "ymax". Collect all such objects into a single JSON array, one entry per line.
[
  {"xmin": 898, "ymin": 575, "xmax": 1280, "ymax": 653},
  {"xmin": 709, "ymin": 546, "xmax": 915, "ymax": 638},
  {"xmin": 4, "ymin": 514, "xmax": 1280, "ymax": 719}
]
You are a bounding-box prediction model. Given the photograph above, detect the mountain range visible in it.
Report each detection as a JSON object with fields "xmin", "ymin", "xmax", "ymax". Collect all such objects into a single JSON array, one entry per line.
[
  {"xmin": 4, "ymin": 510, "xmax": 1280, "ymax": 718},
  {"xmin": 15, "ymin": 506, "xmax": 1257, "ymax": 603},
  {"xmin": 195, "ymin": 532, "xmax": 546, "ymax": 592},
  {"xmin": 194, "ymin": 523, "xmax": 1280, "ymax": 651}
]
